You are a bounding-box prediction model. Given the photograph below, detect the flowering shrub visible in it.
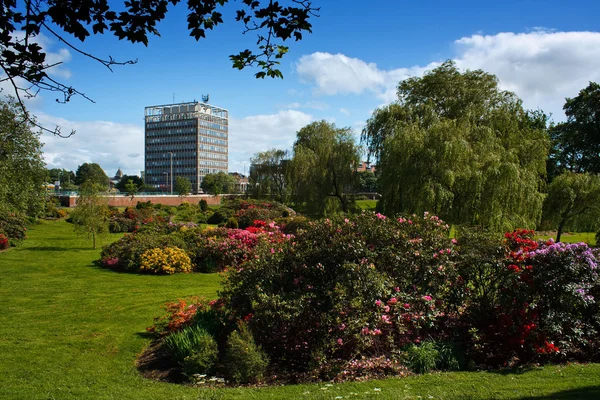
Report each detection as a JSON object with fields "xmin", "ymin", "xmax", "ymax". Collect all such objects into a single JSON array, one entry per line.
[
  {"xmin": 140, "ymin": 213, "xmax": 600, "ymax": 382},
  {"xmin": 140, "ymin": 247, "xmax": 192, "ymax": 274},
  {"xmin": 220, "ymin": 212, "xmax": 458, "ymax": 373},
  {"xmin": 0, "ymin": 211, "xmax": 27, "ymax": 243},
  {"xmin": 206, "ymin": 198, "xmax": 294, "ymax": 227},
  {"xmin": 0, "ymin": 233, "xmax": 9, "ymax": 250},
  {"xmin": 456, "ymin": 228, "xmax": 600, "ymax": 365},
  {"xmin": 100, "ymin": 232, "xmax": 188, "ymax": 271}
]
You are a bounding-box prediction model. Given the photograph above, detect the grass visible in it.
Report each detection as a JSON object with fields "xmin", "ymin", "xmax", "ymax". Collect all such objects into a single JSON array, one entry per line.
[
  {"xmin": 535, "ymin": 232, "xmax": 596, "ymax": 246},
  {"xmin": 356, "ymin": 199, "xmax": 378, "ymax": 211},
  {"xmin": 0, "ymin": 219, "xmax": 599, "ymax": 399}
]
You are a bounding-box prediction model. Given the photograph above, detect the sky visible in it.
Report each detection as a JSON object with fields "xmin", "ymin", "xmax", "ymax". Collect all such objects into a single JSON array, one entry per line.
[{"xmin": 4, "ymin": 0, "xmax": 600, "ymax": 177}]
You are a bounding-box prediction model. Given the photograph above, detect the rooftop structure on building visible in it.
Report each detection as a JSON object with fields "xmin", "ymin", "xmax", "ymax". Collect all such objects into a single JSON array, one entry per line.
[{"xmin": 144, "ymin": 99, "xmax": 228, "ymax": 193}]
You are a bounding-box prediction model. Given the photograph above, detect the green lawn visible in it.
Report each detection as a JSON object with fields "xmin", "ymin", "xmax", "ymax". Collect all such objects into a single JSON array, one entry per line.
[
  {"xmin": 535, "ymin": 232, "xmax": 596, "ymax": 246},
  {"xmin": 1, "ymin": 220, "xmax": 599, "ymax": 399}
]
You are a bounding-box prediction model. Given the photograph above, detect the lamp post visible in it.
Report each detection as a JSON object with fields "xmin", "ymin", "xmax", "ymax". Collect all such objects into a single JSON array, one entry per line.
[{"xmin": 169, "ymin": 151, "xmax": 174, "ymax": 195}]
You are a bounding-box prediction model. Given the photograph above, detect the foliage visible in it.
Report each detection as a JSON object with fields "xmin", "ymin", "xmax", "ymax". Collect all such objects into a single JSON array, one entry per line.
[
  {"xmin": 47, "ymin": 168, "xmax": 76, "ymax": 187},
  {"xmin": 0, "ymin": 211, "xmax": 28, "ymax": 244},
  {"xmin": 548, "ymin": 82, "xmax": 600, "ymax": 176},
  {"xmin": 207, "ymin": 198, "xmax": 292, "ymax": 228},
  {"xmin": 163, "ymin": 325, "xmax": 219, "ymax": 379},
  {"xmin": 175, "ymin": 176, "xmax": 192, "ymax": 197},
  {"xmin": 201, "ymin": 172, "xmax": 236, "ymax": 196},
  {"xmin": 405, "ymin": 341, "xmax": 439, "ymax": 374},
  {"xmin": 289, "ymin": 121, "xmax": 362, "ymax": 215},
  {"xmin": 100, "ymin": 231, "xmax": 188, "ymax": 271},
  {"xmin": 223, "ymin": 323, "xmax": 269, "ymax": 384},
  {"xmin": 140, "ymin": 247, "xmax": 192, "ymax": 274},
  {"xmin": 225, "ymin": 217, "xmax": 239, "ymax": 229},
  {"xmin": 355, "ymin": 170, "xmax": 379, "ymax": 193},
  {"xmin": 0, "ymin": 233, "xmax": 9, "ymax": 250},
  {"xmin": 74, "ymin": 163, "xmax": 110, "ymax": 187},
  {"xmin": 0, "ymin": 98, "xmax": 47, "ymax": 217},
  {"xmin": 115, "ymin": 175, "xmax": 144, "ymax": 193},
  {"xmin": 541, "ymin": 172, "xmax": 600, "ymax": 242},
  {"xmin": 249, "ymin": 149, "xmax": 290, "ymax": 201},
  {"xmin": 70, "ymin": 181, "xmax": 110, "ymax": 249},
  {"xmin": 0, "ymin": 0, "xmax": 318, "ymax": 121},
  {"xmin": 366, "ymin": 61, "xmax": 549, "ymax": 231},
  {"xmin": 221, "ymin": 212, "xmax": 456, "ymax": 373},
  {"xmin": 199, "ymin": 199, "xmax": 208, "ymax": 211}
]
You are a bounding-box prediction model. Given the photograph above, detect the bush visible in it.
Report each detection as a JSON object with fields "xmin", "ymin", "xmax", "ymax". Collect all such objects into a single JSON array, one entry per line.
[
  {"xmin": 164, "ymin": 325, "xmax": 218, "ymax": 377},
  {"xmin": 221, "ymin": 212, "xmax": 457, "ymax": 372},
  {"xmin": 207, "ymin": 208, "xmax": 235, "ymax": 225},
  {"xmin": 140, "ymin": 247, "xmax": 192, "ymax": 274},
  {"xmin": 0, "ymin": 211, "xmax": 27, "ymax": 243},
  {"xmin": 0, "ymin": 233, "xmax": 9, "ymax": 250},
  {"xmin": 223, "ymin": 323, "xmax": 269, "ymax": 384},
  {"xmin": 406, "ymin": 341, "xmax": 439, "ymax": 374},
  {"xmin": 225, "ymin": 217, "xmax": 238, "ymax": 229},
  {"xmin": 199, "ymin": 199, "xmax": 208, "ymax": 211}
]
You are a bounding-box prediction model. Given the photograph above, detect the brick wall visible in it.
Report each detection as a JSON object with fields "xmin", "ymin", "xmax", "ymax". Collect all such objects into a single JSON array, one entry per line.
[{"xmin": 58, "ymin": 195, "xmax": 222, "ymax": 208}]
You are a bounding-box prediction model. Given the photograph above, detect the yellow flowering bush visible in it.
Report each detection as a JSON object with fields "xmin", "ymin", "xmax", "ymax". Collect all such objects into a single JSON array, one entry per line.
[{"xmin": 140, "ymin": 247, "xmax": 192, "ymax": 274}]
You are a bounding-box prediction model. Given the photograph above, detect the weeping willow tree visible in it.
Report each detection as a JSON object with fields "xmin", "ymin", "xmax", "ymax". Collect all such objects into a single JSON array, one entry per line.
[
  {"xmin": 364, "ymin": 61, "xmax": 549, "ymax": 231},
  {"xmin": 289, "ymin": 121, "xmax": 361, "ymax": 216}
]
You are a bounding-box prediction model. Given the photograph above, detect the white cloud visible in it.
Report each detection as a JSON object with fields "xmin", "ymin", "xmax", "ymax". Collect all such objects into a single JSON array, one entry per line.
[
  {"xmin": 339, "ymin": 108, "xmax": 351, "ymax": 116},
  {"xmin": 38, "ymin": 114, "xmax": 144, "ymax": 176},
  {"xmin": 296, "ymin": 52, "xmax": 437, "ymax": 103},
  {"xmin": 228, "ymin": 109, "xmax": 314, "ymax": 172},
  {"xmin": 296, "ymin": 31, "xmax": 600, "ymax": 120},
  {"xmin": 281, "ymin": 101, "xmax": 330, "ymax": 111},
  {"xmin": 454, "ymin": 31, "xmax": 600, "ymax": 119}
]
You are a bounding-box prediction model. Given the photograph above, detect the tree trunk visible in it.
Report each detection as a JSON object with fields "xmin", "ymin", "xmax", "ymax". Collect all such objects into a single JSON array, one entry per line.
[
  {"xmin": 92, "ymin": 232, "xmax": 96, "ymax": 249},
  {"xmin": 556, "ymin": 220, "xmax": 565, "ymax": 243}
]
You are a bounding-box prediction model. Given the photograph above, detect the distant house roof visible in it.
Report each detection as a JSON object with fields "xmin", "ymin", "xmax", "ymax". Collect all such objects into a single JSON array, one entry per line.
[{"xmin": 114, "ymin": 168, "xmax": 123, "ymax": 179}]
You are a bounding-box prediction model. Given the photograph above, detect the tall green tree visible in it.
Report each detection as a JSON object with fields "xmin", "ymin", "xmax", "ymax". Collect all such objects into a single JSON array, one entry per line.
[
  {"xmin": 249, "ymin": 149, "xmax": 290, "ymax": 201},
  {"xmin": 289, "ymin": 121, "xmax": 361, "ymax": 215},
  {"xmin": 541, "ymin": 172, "xmax": 600, "ymax": 242},
  {"xmin": 115, "ymin": 175, "xmax": 144, "ymax": 192},
  {"xmin": 174, "ymin": 176, "xmax": 193, "ymax": 198},
  {"xmin": 200, "ymin": 172, "xmax": 236, "ymax": 196},
  {"xmin": 74, "ymin": 163, "xmax": 109, "ymax": 188},
  {"xmin": 70, "ymin": 181, "xmax": 110, "ymax": 249},
  {"xmin": 0, "ymin": 98, "xmax": 47, "ymax": 217},
  {"xmin": 355, "ymin": 170, "xmax": 378, "ymax": 193},
  {"xmin": 365, "ymin": 61, "xmax": 549, "ymax": 231},
  {"xmin": 548, "ymin": 82, "xmax": 600, "ymax": 177}
]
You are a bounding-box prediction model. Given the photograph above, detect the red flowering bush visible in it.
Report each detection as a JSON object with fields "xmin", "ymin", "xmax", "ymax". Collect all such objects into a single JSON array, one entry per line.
[
  {"xmin": 456, "ymin": 228, "xmax": 600, "ymax": 366},
  {"xmin": 0, "ymin": 233, "xmax": 9, "ymax": 250}
]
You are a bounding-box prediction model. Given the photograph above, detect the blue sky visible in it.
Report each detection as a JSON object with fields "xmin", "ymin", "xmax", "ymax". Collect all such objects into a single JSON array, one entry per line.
[{"xmin": 6, "ymin": 0, "xmax": 600, "ymax": 177}]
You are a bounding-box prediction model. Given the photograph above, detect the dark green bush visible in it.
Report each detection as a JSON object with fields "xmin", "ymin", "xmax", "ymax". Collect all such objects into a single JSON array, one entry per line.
[
  {"xmin": 207, "ymin": 208, "xmax": 235, "ymax": 225},
  {"xmin": 164, "ymin": 326, "xmax": 218, "ymax": 377},
  {"xmin": 406, "ymin": 341, "xmax": 439, "ymax": 374},
  {"xmin": 199, "ymin": 199, "xmax": 208, "ymax": 212},
  {"xmin": 225, "ymin": 217, "xmax": 239, "ymax": 229},
  {"xmin": 223, "ymin": 323, "xmax": 269, "ymax": 384}
]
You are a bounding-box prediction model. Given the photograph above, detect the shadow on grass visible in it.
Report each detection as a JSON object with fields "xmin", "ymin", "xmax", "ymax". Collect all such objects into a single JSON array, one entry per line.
[
  {"xmin": 488, "ymin": 365, "xmax": 537, "ymax": 376},
  {"xmin": 522, "ymin": 385, "xmax": 600, "ymax": 399},
  {"xmin": 26, "ymin": 246, "xmax": 94, "ymax": 251}
]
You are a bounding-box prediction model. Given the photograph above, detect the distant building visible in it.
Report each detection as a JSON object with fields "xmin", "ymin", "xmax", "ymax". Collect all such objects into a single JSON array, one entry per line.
[
  {"xmin": 229, "ymin": 172, "xmax": 249, "ymax": 194},
  {"xmin": 114, "ymin": 168, "xmax": 124, "ymax": 180},
  {"xmin": 144, "ymin": 100, "xmax": 228, "ymax": 193},
  {"xmin": 356, "ymin": 161, "xmax": 376, "ymax": 173}
]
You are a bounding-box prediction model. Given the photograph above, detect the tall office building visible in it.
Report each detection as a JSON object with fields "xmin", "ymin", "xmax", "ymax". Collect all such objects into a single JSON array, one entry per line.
[{"xmin": 144, "ymin": 100, "xmax": 228, "ymax": 193}]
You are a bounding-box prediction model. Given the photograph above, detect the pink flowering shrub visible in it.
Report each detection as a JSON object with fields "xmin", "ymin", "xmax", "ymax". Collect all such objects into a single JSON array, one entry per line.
[{"xmin": 220, "ymin": 212, "xmax": 459, "ymax": 374}]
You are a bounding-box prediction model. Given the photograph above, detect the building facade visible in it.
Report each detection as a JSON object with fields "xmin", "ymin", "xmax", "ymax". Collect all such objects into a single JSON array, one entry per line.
[{"xmin": 144, "ymin": 101, "xmax": 228, "ymax": 193}]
